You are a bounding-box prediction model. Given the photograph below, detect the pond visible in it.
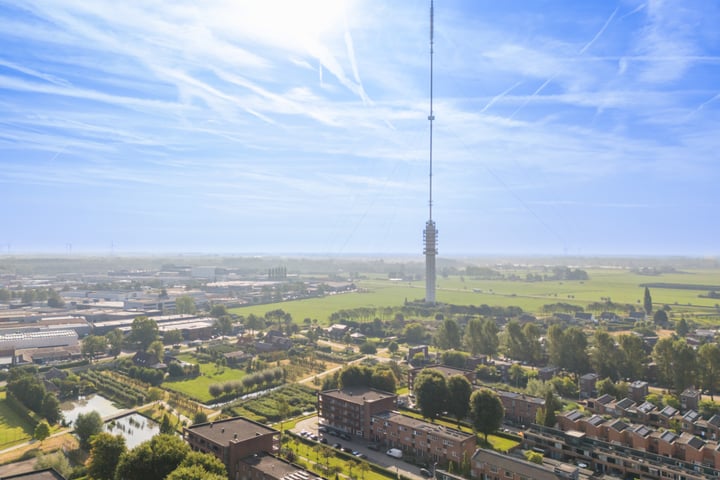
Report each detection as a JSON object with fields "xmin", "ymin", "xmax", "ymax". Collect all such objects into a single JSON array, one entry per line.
[
  {"xmin": 60, "ymin": 394, "xmax": 123, "ymax": 426},
  {"xmin": 105, "ymin": 413, "xmax": 161, "ymax": 449}
]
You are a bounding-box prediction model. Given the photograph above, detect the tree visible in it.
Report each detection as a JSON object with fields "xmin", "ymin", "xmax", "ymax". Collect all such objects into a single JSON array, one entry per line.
[
  {"xmin": 589, "ymin": 330, "xmax": 620, "ymax": 380},
  {"xmin": 33, "ymin": 420, "xmax": 50, "ymax": 443},
  {"xmin": 166, "ymin": 465, "xmax": 226, "ymax": 480},
  {"xmin": 41, "ymin": 393, "xmax": 62, "ymax": 425},
  {"xmin": 214, "ymin": 316, "xmax": 233, "ymax": 336},
  {"xmin": 676, "ymin": 317, "xmax": 690, "ymax": 337},
  {"xmin": 446, "ymin": 375, "xmax": 472, "ymax": 424},
  {"xmin": 548, "ymin": 325, "xmax": 589, "ymax": 378},
  {"xmin": 524, "ymin": 450, "xmax": 543, "ymax": 464},
  {"xmin": 35, "ymin": 452, "xmax": 71, "ymax": 478},
  {"xmin": 210, "ymin": 304, "xmax": 228, "ymax": 318},
  {"xmin": 75, "ymin": 410, "xmax": 104, "ymax": 450},
  {"xmin": 245, "ymin": 314, "xmax": 265, "ymax": 336},
  {"xmin": 536, "ymin": 390, "xmax": 560, "ymax": 427},
  {"xmin": 86, "ymin": 432, "xmax": 127, "ymax": 480},
  {"xmin": 129, "ymin": 316, "xmax": 159, "ymax": 350},
  {"xmin": 115, "ymin": 434, "xmax": 190, "ymax": 480},
  {"xmin": 470, "ymin": 389, "xmax": 504, "ymax": 442},
  {"xmin": 163, "ymin": 329, "xmax": 184, "ymax": 345},
  {"xmin": 503, "ymin": 320, "xmax": 527, "ymax": 361},
  {"xmin": 643, "ymin": 287, "xmax": 653, "ymax": 315},
  {"xmin": 178, "ymin": 451, "xmax": 227, "ymax": 477},
  {"xmin": 653, "ymin": 337, "xmax": 697, "ymax": 393},
  {"xmin": 360, "ymin": 341, "xmax": 377, "ymax": 354},
  {"xmin": 509, "ymin": 364, "xmax": 526, "ymax": 388},
  {"xmin": 105, "ymin": 328, "xmax": 125, "ymax": 357},
  {"xmin": 698, "ymin": 343, "xmax": 720, "ymax": 400},
  {"xmin": 521, "ymin": 323, "xmax": 542, "ymax": 365},
  {"xmin": 404, "ymin": 323, "xmax": 426, "ymax": 344},
  {"xmin": 435, "ymin": 318, "xmax": 461, "ymax": 350},
  {"xmin": 414, "ymin": 369, "xmax": 448, "ymax": 420},
  {"xmin": 441, "ymin": 350, "xmax": 469, "ymax": 368},
  {"xmin": 160, "ymin": 413, "xmax": 174, "ymax": 435},
  {"xmin": 370, "ymin": 367, "xmax": 397, "ymax": 393},
  {"xmin": 617, "ymin": 334, "xmax": 646, "ymax": 380},
  {"xmin": 653, "ymin": 309, "xmax": 670, "ymax": 327},
  {"xmin": 175, "ymin": 295, "xmax": 197, "ymax": 314},
  {"xmin": 82, "ymin": 335, "xmax": 108, "ymax": 361},
  {"xmin": 147, "ymin": 340, "xmax": 165, "ymax": 362},
  {"xmin": 193, "ymin": 411, "xmax": 208, "ymax": 425},
  {"xmin": 339, "ymin": 365, "xmax": 372, "ymax": 389},
  {"xmin": 388, "ymin": 341, "xmax": 399, "ymax": 354}
]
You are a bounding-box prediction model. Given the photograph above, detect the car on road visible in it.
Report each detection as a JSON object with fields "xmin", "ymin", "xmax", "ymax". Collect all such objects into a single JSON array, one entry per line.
[
  {"xmin": 332, "ymin": 443, "xmax": 341, "ymax": 449},
  {"xmin": 340, "ymin": 433, "xmax": 351, "ymax": 440},
  {"xmin": 342, "ymin": 447, "xmax": 353, "ymax": 453},
  {"xmin": 355, "ymin": 453, "xmax": 368, "ymax": 459},
  {"xmin": 320, "ymin": 438, "xmax": 328, "ymax": 444},
  {"xmin": 386, "ymin": 448, "xmax": 402, "ymax": 459},
  {"xmin": 420, "ymin": 468, "xmax": 433, "ymax": 477},
  {"xmin": 367, "ymin": 444, "xmax": 380, "ymax": 451}
]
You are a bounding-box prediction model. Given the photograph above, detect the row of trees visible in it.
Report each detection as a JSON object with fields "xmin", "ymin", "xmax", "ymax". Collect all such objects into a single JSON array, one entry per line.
[
  {"xmin": 413, "ymin": 369, "xmax": 504, "ymax": 441},
  {"xmin": 7, "ymin": 367, "xmax": 62, "ymax": 425}
]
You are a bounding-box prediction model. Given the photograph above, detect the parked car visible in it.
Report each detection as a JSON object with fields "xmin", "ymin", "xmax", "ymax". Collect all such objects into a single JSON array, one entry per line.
[
  {"xmin": 386, "ymin": 448, "xmax": 402, "ymax": 459},
  {"xmin": 420, "ymin": 468, "xmax": 432, "ymax": 478},
  {"xmin": 320, "ymin": 438, "xmax": 328, "ymax": 444},
  {"xmin": 340, "ymin": 433, "xmax": 351, "ymax": 440},
  {"xmin": 332, "ymin": 443, "xmax": 342, "ymax": 449},
  {"xmin": 367, "ymin": 444, "xmax": 380, "ymax": 451},
  {"xmin": 356, "ymin": 453, "xmax": 368, "ymax": 459}
]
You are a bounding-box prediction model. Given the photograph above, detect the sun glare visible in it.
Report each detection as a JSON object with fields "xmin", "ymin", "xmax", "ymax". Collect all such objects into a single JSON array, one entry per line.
[{"xmin": 220, "ymin": 0, "xmax": 352, "ymax": 51}]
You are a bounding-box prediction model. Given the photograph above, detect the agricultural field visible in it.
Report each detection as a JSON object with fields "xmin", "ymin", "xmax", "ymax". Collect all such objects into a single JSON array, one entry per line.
[{"xmin": 231, "ymin": 268, "xmax": 720, "ymax": 326}]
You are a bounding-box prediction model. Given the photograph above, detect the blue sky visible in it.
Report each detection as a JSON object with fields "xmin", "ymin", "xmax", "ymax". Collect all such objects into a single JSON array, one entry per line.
[{"xmin": 1, "ymin": 0, "xmax": 719, "ymax": 256}]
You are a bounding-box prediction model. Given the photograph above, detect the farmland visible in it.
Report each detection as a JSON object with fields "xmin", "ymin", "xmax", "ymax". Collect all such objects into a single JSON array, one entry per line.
[{"xmin": 231, "ymin": 267, "xmax": 720, "ymax": 326}]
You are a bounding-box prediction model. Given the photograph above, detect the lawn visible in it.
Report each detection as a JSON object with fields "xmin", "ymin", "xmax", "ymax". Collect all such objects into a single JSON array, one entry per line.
[
  {"xmin": 163, "ymin": 360, "xmax": 247, "ymax": 403},
  {"xmin": 0, "ymin": 392, "xmax": 33, "ymax": 449}
]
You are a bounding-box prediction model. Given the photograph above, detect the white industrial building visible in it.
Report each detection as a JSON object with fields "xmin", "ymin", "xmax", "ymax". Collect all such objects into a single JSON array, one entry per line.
[{"xmin": 0, "ymin": 330, "xmax": 78, "ymax": 350}]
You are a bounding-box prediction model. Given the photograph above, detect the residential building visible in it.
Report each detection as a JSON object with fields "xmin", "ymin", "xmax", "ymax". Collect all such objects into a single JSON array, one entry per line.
[
  {"xmin": 369, "ymin": 411, "xmax": 476, "ymax": 466},
  {"xmin": 317, "ymin": 387, "xmax": 397, "ymax": 439},
  {"xmin": 183, "ymin": 417, "xmax": 279, "ymax": 480},
  {"xmin": 238, "ymin": 452, "xmax": 323, "ymax": 480},
  {"xmin": 470, "ymin": 448, "xmax": 583, "ymax": 480},
  {"xmin": 495, "ymin": 390, "xmax": 544, "ymax": 426}
]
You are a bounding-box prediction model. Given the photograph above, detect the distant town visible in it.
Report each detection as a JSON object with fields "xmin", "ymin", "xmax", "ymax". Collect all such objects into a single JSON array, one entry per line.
[{"xmin": 1, "ymin": 255, "xmax": 720, "ymax": 480}]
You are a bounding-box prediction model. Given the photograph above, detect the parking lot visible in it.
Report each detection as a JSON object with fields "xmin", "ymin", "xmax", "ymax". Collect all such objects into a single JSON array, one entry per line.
[{"xmin": 293, "ymin": 416, "xmax": 427, "ymax": 480}]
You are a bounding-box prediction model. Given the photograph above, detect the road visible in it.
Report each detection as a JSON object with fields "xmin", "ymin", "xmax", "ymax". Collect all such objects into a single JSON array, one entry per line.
[{"xmin": 293, "ymin": 416, "xmax": 426, "ymax": 480}]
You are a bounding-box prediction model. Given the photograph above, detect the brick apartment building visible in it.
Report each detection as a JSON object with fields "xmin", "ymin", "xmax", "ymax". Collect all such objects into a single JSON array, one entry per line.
[
  {"xmin": 369, "ymin": 411, "xmax": 476, "ymax": 466},
  {"xmin": 318, "ymin": 387, "xmax": 397, "ymax": 438},
  {"xmin": 470, "ymin": 448, "xmax": 582, "ymax": 480},
  {"xmin": 183, "ymin": 417, "xmax": 280, "ymax": 480},
  {"xmin": 494, "ymin": 390, "xmax": 544, "ymax": 426}
]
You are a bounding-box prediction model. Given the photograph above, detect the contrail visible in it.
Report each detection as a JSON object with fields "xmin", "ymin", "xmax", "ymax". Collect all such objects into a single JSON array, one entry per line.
[
  {"xmin": 480, "ymin": 81, "xmax": 523, "ymax": 113},
  {"xmin": 580, "ymin": 6, "xmax": 619, "ymax": 55},
  {"xmin": 343, "ymin": 16, "xmax": 370, "ymax": 105}
]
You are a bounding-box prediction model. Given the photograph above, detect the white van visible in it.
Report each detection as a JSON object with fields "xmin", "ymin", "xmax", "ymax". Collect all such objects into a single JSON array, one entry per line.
[{"xmin": 386, "ymin": 448, "xmax": 402, "ymax": 459}]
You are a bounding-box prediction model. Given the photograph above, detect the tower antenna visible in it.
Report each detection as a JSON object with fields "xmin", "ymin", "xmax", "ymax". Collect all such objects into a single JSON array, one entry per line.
[{"xmin": 423, "ymin": 0, "xmax": 438, "ymax": 305}]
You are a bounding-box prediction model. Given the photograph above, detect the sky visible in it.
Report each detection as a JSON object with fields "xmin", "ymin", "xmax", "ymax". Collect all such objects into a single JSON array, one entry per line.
[{"xmin": 1, "ymin": 0, "xmax": 719, "ymax": 257}]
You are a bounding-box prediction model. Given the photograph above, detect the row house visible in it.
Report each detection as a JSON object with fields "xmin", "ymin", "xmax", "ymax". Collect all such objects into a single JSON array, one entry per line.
[
  {"xmin": 524, "ymin": 424, "xmax": 719, "ymax": 479},
  {"xmin": 369, "ymin": 411, "xmax": 476, "ymax": 466},
  {"xmin": 470, "ymin": 448, "xmax": 583, "ymax": 480}
]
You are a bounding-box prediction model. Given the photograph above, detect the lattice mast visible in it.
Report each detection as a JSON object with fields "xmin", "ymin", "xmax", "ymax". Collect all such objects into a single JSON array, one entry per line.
[{"xmin": 423, "ymin": 0, "xmax": 437, "ymax": 305}]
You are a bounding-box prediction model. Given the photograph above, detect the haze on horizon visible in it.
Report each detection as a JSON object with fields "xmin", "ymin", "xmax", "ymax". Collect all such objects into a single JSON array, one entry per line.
[{"xmin": 1, "ymin": 1, "xmax": 719, "ymax": 257}]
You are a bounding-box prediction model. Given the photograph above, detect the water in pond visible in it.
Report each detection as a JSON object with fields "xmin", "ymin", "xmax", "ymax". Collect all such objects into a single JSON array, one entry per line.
[
  {"xmin": 60, "ymin": 394, "xmax": 123, "ymax": 426},
  {"xmin": 105, "ymin": 413, "xmax": 161, "ymax": 449}
]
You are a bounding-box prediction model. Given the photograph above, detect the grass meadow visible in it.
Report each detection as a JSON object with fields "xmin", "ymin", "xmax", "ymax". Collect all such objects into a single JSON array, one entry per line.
[
  {"xmin": 230, "ymin": 268, "xmax": 720, "ymax": 326},
  {"xmin": 163, "ymin": 357, "xmax": 247, "ymax": 403},
  {"xmin": 0, "ymin": 392, "xmax": 33, "ymax": 448}
]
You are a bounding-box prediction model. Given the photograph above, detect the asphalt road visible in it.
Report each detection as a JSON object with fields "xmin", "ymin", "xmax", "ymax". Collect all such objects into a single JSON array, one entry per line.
[{"xmin": 293, "ymin": 415, "xmax": 427, "ymax": 480}]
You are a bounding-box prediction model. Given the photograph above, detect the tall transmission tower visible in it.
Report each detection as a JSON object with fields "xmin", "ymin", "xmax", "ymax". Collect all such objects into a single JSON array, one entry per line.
[{"xmin": 423, "ymin": 0, "xmax": 437, "ymax": 305}]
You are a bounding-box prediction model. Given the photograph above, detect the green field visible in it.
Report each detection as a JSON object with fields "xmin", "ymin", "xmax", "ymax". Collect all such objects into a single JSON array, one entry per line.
[
  {"xmin": 0, "ymin": 392, "xmax": 33, "ymax": 448},
  {"xmin": 163, "ymin": 358, "xmax": 247, "ymax": 403},
  {"xmin": 230, "ymin": 268, "xmax": 720, "ymax": 326}
]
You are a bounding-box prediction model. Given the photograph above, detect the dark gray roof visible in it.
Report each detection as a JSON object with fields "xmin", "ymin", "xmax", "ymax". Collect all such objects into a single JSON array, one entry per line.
[
  {"xmin": 563, "ymin": 410, "xmax": 584, "ymax": 422},
  {"xmin": 320, "ymin": 387, "xmax": 396, "ymax": 405},
  {"xmin": 585, "ymin": 415, "xmax": 605, "ymax": 427},
  {"xmin": 660, "ymin": 405, "xmax": 678, "ymax": 418},
  {"xmin": 660, "ymin": 430, "xmax": 678, "ymax": 443},
  {"xmin": 186, "ymin": 416, "xmax": 277, "ymax": 445}
]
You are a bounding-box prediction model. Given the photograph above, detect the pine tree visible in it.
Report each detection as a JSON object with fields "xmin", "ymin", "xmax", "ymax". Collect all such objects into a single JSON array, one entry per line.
[{"xmin": 644, "ymin": 287, "xmax": 653, "ymax": 315}]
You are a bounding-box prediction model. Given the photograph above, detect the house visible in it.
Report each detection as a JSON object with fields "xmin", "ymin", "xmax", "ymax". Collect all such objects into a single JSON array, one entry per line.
[
  {"xmin": 681, "ymin": 387, "xmax": 701, "ymax": 412},
  {"xmin": 538, "ymin": 365, "xmax": 559, "ymax": 381},
  {"xmin": 495, "ymin": 390, "xmax": 544, "ymax": 426},
  {"xmin": 132, "ymin": 351, "xmax": 166, "ymax": 369},
  {"xmin": 183, "ymin": 417, "xmax": 279, "ymax": 480},
  {"xmin": 579, "ymin": 373, "xmax": 598, "ymax": 399},
  {"xmin": 628, "ymin": 380, "xmax": 649, "ymax": 403}
]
